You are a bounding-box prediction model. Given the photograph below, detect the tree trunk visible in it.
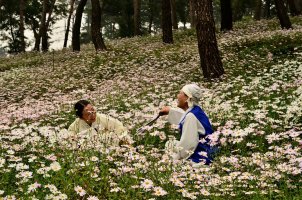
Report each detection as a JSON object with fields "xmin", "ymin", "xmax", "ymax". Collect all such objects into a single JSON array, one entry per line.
[
  {"xmin": 133, "ymin": 0, "xmax": 142, "ymax": 35},
  {"xmin": 220, "ymin": 0, "xmax": 233, "ymax": 32},
  {"xmin": 189, "ymin": 0, "xmax": 196, "ymax": 28},
  {"xmin": 8, "ymin": 15, "xmax": 17, "ymax": 53},
  {"xmin": 162, "ymin": 0, "xmax": 173, "ymax": 43},
  {"xmin": 232, "ymin": 0, "xmax": 244, "ymax": 21},
  {"xmin": 64, "ymin": 0, "xmax": 75, "ymax": 48},
  {"xmin": 91, "ymin": 0, "xmax": 106, "ymax": 51},
  {"xmin": 29, "ymin": 15, "xmax": 40, "ymax": 51},
  {"xmin": 19, "ymin": 0, "xmax": 26, "ymax": 52},
  {"xmin": 287, "ymin": 0, "xmax": 301, "ymax": 15},
  {"xmin": 170, "ymin": 0, "xmax": 178, "ymax": 29},
  {"xmin": 295, "ymin": 0, "xmax": 302, "ymax": 14},
  {"xmin": 72, "ymin": 0, "xmax": 87, "ymax": 51},
  {"xmin": 192, "ymin": 0, "xmax": 224, "ymax": 79},
  {"xmin": 42, "ymin": 0, "xmax": 56, "ymax": 52},
  {"xmin": 254, "ymin": 0, "xmax": 262, "ymax": 20},
  {"xmin": 86, "ymin": 2, "xmax": 92, "ymax": 42},
  {"xmin": 34, "ymin": 37, "xmax": 41, "ymax": 51},
  {"xmin": 264, "ymin": 0, "xmax": 271, "ymax": 18},
  {"xmin": 148, "ymin": 0, "xmax": 154, "ymax": 34},
  {"xmin": 0, "ymin": 0, "xmax": 4, "ymax": 15},
  {"xmin": 40, "ymin": 0, "xmax": 48, "ymax": 52},
  {"xmin": 34, "ymin": 0, "xmax": 47, "ymax": 51},
  {"xmin": 275, "ymin": 0, "xmax": 292, "ymax": 29}
]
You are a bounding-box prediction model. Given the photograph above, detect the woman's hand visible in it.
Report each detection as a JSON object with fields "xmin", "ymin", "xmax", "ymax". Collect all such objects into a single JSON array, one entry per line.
[{"xmin": 159, "ymin": 106, "xmax": 170, "ymax": 116}]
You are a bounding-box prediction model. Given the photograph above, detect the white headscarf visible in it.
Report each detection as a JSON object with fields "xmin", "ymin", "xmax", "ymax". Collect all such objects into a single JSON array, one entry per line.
[{"xmin": 181, "ymin": 84, "xmax": 203, "ymax": 107}]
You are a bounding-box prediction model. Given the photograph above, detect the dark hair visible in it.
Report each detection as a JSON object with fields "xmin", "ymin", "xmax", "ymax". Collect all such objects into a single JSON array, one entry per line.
[{"xmin": 74, "ymin": 100, "xmax": 90, "ymax": 118}]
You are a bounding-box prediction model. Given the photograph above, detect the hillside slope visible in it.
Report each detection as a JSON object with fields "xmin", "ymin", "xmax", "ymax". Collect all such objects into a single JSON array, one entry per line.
[{"xmin": 0, "ymin": 17, "xmax": 302, "ymax": 199}]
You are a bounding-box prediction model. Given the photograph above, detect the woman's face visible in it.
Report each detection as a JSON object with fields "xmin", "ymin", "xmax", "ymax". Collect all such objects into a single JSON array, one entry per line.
[
  {"xmin": 177, "ymin": 90, "xmax": 188, "ymax": 110},
  {"xmin": 82, "ymin": 104, "xmax": 96, "ymax": 125}
]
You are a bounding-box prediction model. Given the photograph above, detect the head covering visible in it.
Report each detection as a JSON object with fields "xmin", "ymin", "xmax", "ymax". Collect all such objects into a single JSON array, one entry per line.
[{"xmin": 181, "ymin": 84, "xmax": 203, "ymax": 107}]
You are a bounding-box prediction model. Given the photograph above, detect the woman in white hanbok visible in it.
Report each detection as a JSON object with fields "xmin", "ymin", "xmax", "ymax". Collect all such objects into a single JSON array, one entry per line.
[{"xmin": 68, "ymin": 100, "xmax": 130, "ymax": 147}]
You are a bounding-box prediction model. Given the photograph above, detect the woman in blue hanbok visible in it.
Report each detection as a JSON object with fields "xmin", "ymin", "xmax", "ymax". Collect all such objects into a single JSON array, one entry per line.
[{"xmin": 160, "ymin": 84, "xmax": 217, "ymax": 165}]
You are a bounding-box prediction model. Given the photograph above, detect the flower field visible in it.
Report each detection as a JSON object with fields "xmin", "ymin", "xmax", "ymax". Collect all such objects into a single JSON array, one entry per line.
[{"xmin": 0, "ymin": 17, "xmax": 302, "ymax": 199}]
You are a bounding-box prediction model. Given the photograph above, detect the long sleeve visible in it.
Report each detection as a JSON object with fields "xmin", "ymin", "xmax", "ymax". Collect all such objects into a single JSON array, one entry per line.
[
  {"xmin": 172, "ymin": 113, "xmax": 200, "ymax": 160},
  {"xmin": 68, "ymin": 119, "xmax": 79, "ymax": 136},
  {"xmin": 97, "ymin": 114, "xmax": 127, "ymax": 134},
  {"xmin": 67, "ymin": 113, "xmax": 130, "ymax": 148},
  {"xmin": 167, "ymin": 107, "xmax": 185, "ymax": 125}
]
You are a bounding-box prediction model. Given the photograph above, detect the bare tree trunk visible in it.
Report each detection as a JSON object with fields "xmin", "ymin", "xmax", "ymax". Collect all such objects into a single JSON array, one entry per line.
[
  {"xmin": 72, "ymin": 0, "xmax": 87, "ymax": 51},
  {"xmin": 86, "ymin": 1, "xmax": 92, "ymax": 41},
  {"xmin": 275, "ymin": 0, "xmax": 292, "ymax": 29},
  {"xmin": 64, "ymin": 0, "xmax": 75, "ymax": 48},
  {"xmin": 8, "ymin": 15, "xmax": 17, "ymax": 52},
  {"xmin": 254, "ymin": 0, "xmax": 262, "ymax": 20},
  {"xmin": 34, "ymin": 0, "xmax": 47, "ymax": 51},
  {"xmin": 0, "ymin": 0, "xmax": 4, "ymax": 15},
  {"xmin": 287, "ymin": 0, "xmax": 301, "ymax": 15},
  {"xmin": 40, "ymin": 0, "xmax": 48, "ymax": 52},
  {"xmin": 29, "ymin": 16, "xmax": 40, "ymax": 51},
  {"xmin": 170, "ymin": 0, "xmax": 178, "ymax": 29},
  {"xmin": 42, "ymin": 0, "xmax": 56, "ymax": 52},
  {"xmin": 133, "ymin": 0, "xmax": 142, "ymax": 35},
  {"xmin": 91, "ymin": 0, "xmax": 106, "ymax": 51},
  {"xmin": 220, "ymin": 0, "xmax": 233, "ymax": 31},
  {"xmin": 264, "ymin": 0, "xmax": 271, "ymax": 18},
  {"xmin": 19, "ymin": 0, "xmax": 26, "ymax": 52},
  {"xmin": 295, "ymin": 0, "xmax": 302, "ymax": 14},
  {"xmin": 192, "ymin": 0, "xmax": 224, "ymax": 79},
  {"xmin": 34, "ymin": 36, "xmax": 41, "ymax": 51},
  {"xmin": 148, "ymin": 0, "xmax": 154, "ymax": 34},
  {"xmin": 232, "ymin": 0, "xmax": 244, "ymax": 21},
  {"xmin": 148, "ymin": 13, "xmax": 153, "ymax": 34},
  {"xmin": 162, "ymin": 0, "xmax": 173, "ymax": 43},
  {"xmin": 189, "ymin": 0, "xmax": 196, "ymax": 28}
]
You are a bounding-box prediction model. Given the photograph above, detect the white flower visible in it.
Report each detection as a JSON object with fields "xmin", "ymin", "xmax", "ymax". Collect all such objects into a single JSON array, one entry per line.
[
  {"xmin": 45, "ymin": 154, "xmax": 57, "ymax": 161},
  {"xmin": 16, "ymin": 163, "xmax": 29, "ymax": 171},
  {"xmin": 91, "ymin": 156, "xmax": 99, "ymax": 162},
  {"xmin": 87, "ymin": 196, "xmax": 99, "ymax": 200},
  {"xmin": 45, "ymin": 184, "xmax": 59, "ymax": 194},
  {"xmin": 28, "ymin": 182, "xmax": 41, "ymax": 193},
  {"xmin": 37, "ymin": 167, "xmax": 50, "ymax": 175},
  {"xmin": 50, "ymin": 162, "xmax": 61, "ymax": 171},
  {"xmin": 170, "ymin": 177, "xmax": 184, "ymax": 187},
  {"xmin": 3, "ymin": 195, "xmax": 16, "ymax": 200},
  {"xmin": 159, "ymin": 132, "xmax": 166, "ymax": 140},
  {"xmin": 74, "ymin": 186, "xmax": 86, "ymax": 196},
  {"xmin": 17, "ymin": 171, "xmax": 33, "ymax": 179},
  {"xmin": 153, "ymin": 186, "xmax": 167, "ymax": 196},
  {"xmin": 140, "ymin": 179, "xmax": 153, "ymax": 190},
  {"xmin": 200, "ymin": 188, "xmax": 210, "ymax": 196},
  {"xmin": 110, "ymin": 187, "xmax": 121, "ymax": 192},
  {"xmin": 7, "ymin": 150, "xmax": 15, "ymax": 155},
  {"xmin": 0, "ymin": 158, "xmax": 6, "ymax": 167},
  {"xmin": 57, "ymin": 193, "xmax": 68, "ymax": 200}
]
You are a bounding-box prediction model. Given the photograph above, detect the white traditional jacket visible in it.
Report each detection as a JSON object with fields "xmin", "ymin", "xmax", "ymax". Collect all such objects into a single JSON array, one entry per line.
[
  {"xmin": 69, "ymin": 113, "xmax": 126, "ymax": 135},
  {"xmin": 68, "ymin": 113, "xmax": 128, "ymax": 147}
]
